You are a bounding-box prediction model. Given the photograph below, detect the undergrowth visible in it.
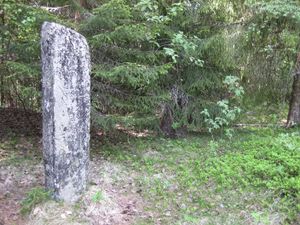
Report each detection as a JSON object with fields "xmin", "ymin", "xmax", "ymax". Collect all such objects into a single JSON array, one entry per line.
[
  {"xmin": 202, "ymin": 130, "xmax": 300, "ymax": 222},
  {"xmin": 95, "ymin": 127, "xmax": 300, "ymax": 224},
  {"xmin": 20, "ymin": 187, "xmax": 51, "ymax": 215}
]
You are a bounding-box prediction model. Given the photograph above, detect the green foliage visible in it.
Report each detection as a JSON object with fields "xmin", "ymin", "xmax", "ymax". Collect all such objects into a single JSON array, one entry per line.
[
  {"xmin": 202, "ymin": 131, "xmax": 300, "ymax": 220},
  {"xmin": 80, "ymin": 0, "xmax": 242, "ymax": 131},
  {"xmin": 240, "ymin": 0, "xmax": 300, "ymax": 103},
  {"xmin": 205, "ymin": 132, "xmax": 300, "ymax": 192},
  {"xmin": 20, "ymin": 187, "xmax": 51, "ymax": 215},
  {"xmin": 224, "ymin": 75, "xmax": 245, "ymax": 98},
  {"xmin": 80, "ymin": 0, "xmax": 132, "ymax": 36},
  {"xmin": 4, "ymin": 61, "xmax": 41, "ymax": 108},
  {"xmin": 0, "ymin": 0, "xmax": 70, "ymax": 109},
  {"xmin": 164, "ymin": 31, "xmax": 204, "ymax": 66},
  {"xmin": 135, "ymin": 0, "xmax": 184, "ymax": 24},
  {"xmin": 91, "ymin": 190, "xmax": 103, "ymax": 203},
  {"xmin": 1, "ymin": 0, "xmax": 297, "ymax": 133},
  {"xmin": 96, "ymin": 127, "xmax": 300, "ymax": 223},
  {"xmin": 94, "ymin": 63, "xmax": 172, "ymax": 90},
  {"xmin": 257, "ymin": 0, "xmax": 300, "ymax": 22},
  {"xmin": 201, "ymin": 76, "xmax": 244, "ymax": 137}
]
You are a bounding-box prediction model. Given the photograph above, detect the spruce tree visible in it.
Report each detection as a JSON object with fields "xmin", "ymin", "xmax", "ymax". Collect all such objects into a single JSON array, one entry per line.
[{"xmin": 80, "ymin": 0, "xmax": 241, "ymax": 135}]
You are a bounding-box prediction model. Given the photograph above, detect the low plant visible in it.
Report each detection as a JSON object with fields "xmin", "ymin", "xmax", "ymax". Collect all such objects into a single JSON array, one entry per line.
[
  {"xmin": 91, "ymin": 191, "xmax": 103, "ymax": 203},
  {"xmin": 20, "ymin": 187, "xmax": 51, "ymax": 215},
  {"xmin": 202, "ymin": 131, "xmax": 300, "ymax": 222},
  {"xmin": 201, "ymin": 76, "xmax": 244, "ymax": 138},
  {"xmin": 94, "ymin": 127, "xmax": 300, "ymax": 223}
]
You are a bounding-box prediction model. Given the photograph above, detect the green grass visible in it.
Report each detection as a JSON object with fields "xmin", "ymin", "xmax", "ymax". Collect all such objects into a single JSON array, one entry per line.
[
  {"xmin": 91, "ymin": 190, "xmax": 104, "ymax": 203},
  {"xmin": 20, "ymin": 187, "xmax": 52, "ymax": 215},
  {"xmin": 93, "ymin": 127, "xmax": 300, "ymax": 224},
  {"xmin": 0, "ymin": 135, "xmax": 41, "ymax": 166},
  {"xmin": 2, "ymin": 126, "xmax": 298, "ymax": 224}
]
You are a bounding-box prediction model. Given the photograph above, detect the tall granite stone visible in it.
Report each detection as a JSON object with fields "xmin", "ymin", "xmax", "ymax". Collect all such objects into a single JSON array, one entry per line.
[{"xmin": 41, "ymin": 22, "xmax": 91, "ymax": 202}]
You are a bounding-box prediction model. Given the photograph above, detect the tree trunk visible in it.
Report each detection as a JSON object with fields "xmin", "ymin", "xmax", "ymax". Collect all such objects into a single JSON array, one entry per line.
[
  {"xmin": 79, "ymin": 0, "xmax": 89, "ymax": 9},
  {"xmin": 160, "ymin": 103, "xmax": 176, "ymax": 138},
  {"xmin": 0, "ymin": 9, "xmax": 5, "ymax": 107},
  {"xmin": 287, "ymin": 53, "xmax": 300, "ymax": 127},
  {"xmin": 0, "ymin": 70, "xmax": 4, "ymax": 107},
  {"xmin": 159, "ymin": 86, "xmax": 189, "ymax": 138}
]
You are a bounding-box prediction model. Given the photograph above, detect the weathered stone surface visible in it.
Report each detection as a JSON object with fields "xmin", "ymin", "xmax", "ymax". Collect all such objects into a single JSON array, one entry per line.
[{"xmin": 41, "ymin": 22, "xmax": 91, "ymax": 202}]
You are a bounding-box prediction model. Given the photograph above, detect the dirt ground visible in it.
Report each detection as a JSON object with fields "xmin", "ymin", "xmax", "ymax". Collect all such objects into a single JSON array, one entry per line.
[
  {"xmin": 0, "ymin": 108, "xmax": 148, "ymax": 225},
  {"xmin": 0, "ymin": 152, "xmax": 148, "ymax": 225}
]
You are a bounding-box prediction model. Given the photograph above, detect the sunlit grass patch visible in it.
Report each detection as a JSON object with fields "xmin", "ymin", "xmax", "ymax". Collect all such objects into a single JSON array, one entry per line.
[{"xmin": 94, "ymin": 127, "xmax": 300, "ymax": 224}]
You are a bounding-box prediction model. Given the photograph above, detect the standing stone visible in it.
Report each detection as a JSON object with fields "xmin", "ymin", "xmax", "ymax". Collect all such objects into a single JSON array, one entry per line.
[{"xmin": 41, "ymin": 22, "xmax": 91, "ymax": 202}]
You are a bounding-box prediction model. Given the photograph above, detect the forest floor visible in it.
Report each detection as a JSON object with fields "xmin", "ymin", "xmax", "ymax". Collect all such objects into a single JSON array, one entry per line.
[{"xmin": 0, "ymin": 108, "xmax": 299, "ymax": 225}]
